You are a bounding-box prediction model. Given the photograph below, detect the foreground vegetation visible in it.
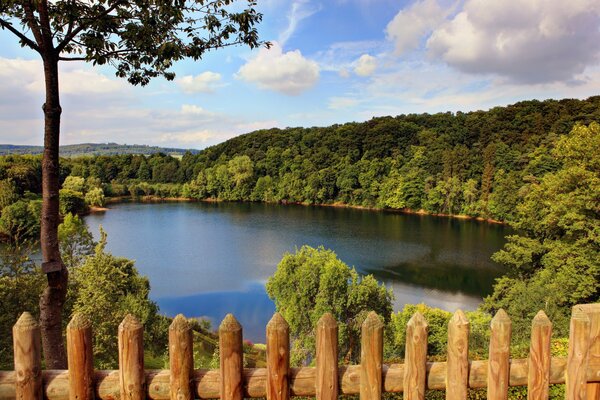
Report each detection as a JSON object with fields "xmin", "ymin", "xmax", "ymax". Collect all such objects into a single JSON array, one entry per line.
[{"xmin": 0, "ymin": 98, "xmax": 598, "ymax": 399}]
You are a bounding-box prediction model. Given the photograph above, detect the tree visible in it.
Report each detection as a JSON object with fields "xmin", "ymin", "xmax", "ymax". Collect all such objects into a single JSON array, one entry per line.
[
  {"xmin": 483, "ymin": 123, "xmax": 600, "ymax": 339},
  {"xmin": 266, "ymin": 246, "xmax": 393, "ymax": 365},
  {"xmin": 1, "ymin": 0, "xmax": 267, "ymax": 367}
]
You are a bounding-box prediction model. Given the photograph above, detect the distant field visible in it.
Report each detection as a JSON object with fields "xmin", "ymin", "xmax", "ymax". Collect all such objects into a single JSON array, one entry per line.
[{"xmin": 0, "ymin": 143, "xmax": 200, "ymax": 157}]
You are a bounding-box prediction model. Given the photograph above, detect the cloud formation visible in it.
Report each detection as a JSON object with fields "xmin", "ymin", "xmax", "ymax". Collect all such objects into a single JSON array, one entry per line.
[
  {"xmin": 177, "ymin": 72, "xmax": 223, "ymax": 94},
  {"xmin": 353, "ymin": 54, "xmax": 377, "ymax": 76},
  {"xmin": 279, "ymin": 0, "xmax": 322, "ymax": 46},
  {"xmin": 386, "ymin": 0, "xmax": 451, "ymax": 56},
  {"xmin": 236, "ymin": 42, "xmax": 319, "ymax": 95},
  {"xmin": 426, "ymin": 0, "xmax": 600, "ymax": 83}
]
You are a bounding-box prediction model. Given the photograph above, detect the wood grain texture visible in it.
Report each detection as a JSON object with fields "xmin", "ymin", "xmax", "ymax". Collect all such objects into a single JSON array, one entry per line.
[
  {"xmin": 316, "ymin": 313, "xmax": 338, "ymax": 400},
  {"xmin": 487, "ymin": 309, "xmax": 511, "ymax": 400},
  {"xmin": 576, "ymin": 304, "xmax": 600, "ymax": 400},
  {"xmin": 404, "ymin": 312, "xmax": 428, "ymax": 400},
  {"xmin": 66, "ymin": 314, "xmax": 94, "ymax": 400},
  {"xmin": 567, "ymin": 307, "xmax": 591, "ymax": 400},
  {"xmin": 446, "ymin": 310, "xmax": 469, "ymax": 400},
  {"xmin": 266, "ymin": 313, "xmax": 289, "ymax": 400},
  {"xmin": 12, "ymin": 312, "xmax": 42, "ymax": 400},
  {"xmin": 361, "ymin": 312, "xmax": 384, "ymax": 400},
  {"xmin": 118, "ymin": 315, "xmax": 145, "ymax": 400},
  {"xmin": 169, "ymin": 315, "xmax": 193, "ymax": 400},
  {"xmin": 527, "ymin": 311, "xmax": 551, "ymax": 400},
  {"xmin": 219, "ymin": 314, "xmax": 243, "ymax": 400}
]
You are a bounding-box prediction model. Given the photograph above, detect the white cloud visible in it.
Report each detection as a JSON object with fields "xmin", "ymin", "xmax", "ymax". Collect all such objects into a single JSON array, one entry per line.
[
  {"xmin": 177, "ymin": 71, "xmax": 223, "ymax": 94},
  {"xmin": 353, "ymin": 54, "xmax": 377, "ymax": 77},
  {"xmin": 236, "ymin": 42, "xmax": 319, "ymax": 95},
  {"xmin": 426, "ymin": 0, "xmax": 600, "ymax": 83},
  {"xmin": 386, "ymin": 0, "xmax": 452, "ymax": 56}
]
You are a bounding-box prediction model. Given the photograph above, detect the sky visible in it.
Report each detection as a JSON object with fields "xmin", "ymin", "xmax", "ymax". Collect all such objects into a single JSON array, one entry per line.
[{"xmin": 1, "ymin": 0, "xmax": 600, "ymax": 149}]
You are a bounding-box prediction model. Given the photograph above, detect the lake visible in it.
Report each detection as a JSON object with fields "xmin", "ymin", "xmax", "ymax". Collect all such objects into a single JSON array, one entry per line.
[{"xmin": 84, "ymin": 201, "xmax": 508, "ymax": 341}]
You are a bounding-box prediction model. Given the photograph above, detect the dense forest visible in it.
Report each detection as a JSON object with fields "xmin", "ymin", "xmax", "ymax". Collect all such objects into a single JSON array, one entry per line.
[
  {"xmin": 1, "ymin": 96, "xmax": 598, "ymax": 396},
  {"xmin": 2, "ymin": 96, "xmax": 595, "ymax": 222}
]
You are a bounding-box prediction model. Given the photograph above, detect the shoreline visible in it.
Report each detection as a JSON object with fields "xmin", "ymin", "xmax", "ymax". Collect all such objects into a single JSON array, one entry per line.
[{"xmin": 96, "ymin": 195, "xmax": 506, "ymax": 225}]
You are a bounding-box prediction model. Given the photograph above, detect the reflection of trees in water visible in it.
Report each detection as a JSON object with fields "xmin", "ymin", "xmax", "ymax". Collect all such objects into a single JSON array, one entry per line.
[{"xmin": 364, "ymin": 261, "xmax": 505, "ymax": 297}]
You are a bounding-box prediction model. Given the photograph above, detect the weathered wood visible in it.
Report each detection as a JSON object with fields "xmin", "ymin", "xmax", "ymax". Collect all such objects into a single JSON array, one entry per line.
[
  {"xmin": 13, "ymin": 312, "xmax": 42, "ymax": 400},
  {"xmin": 118, "ymin": 315, "xmax": 145, "ymax": 400},
  {"xmin": 266, "ymin": 313, "xmax": 289, "ymax": 400},
  {"xmin": 446, "ymin": 310, "xmax": 469, "ymax": 400},
  {"xmin": 576, "ymin": 304, "xmax": 600, "ymax": 400},
  {"xmin": 67, "ymin": 314, "xmax": 94, "ymax": 400},
  {"xmin": 2, "ymin": 359, "xmax": 600, "ymax": 400},
  {"xmin": 404, "ymin": 312, "xmax": 428, "ymax": 400},
  {"xmin": 567, "ymin": 307, "xmax": 591, "ymax": 400},
  {"xmin": 487, "ymin": 309, "xmax": 511, "ymax": 400},
  {"xmin": 219, "ymin": 314, "xmax": 243, "ymax": 400},
  {"xmin": 361, "ymin": 312, "xmax": 384, "ymax": 400},
  {"xmin": 527, "ymin": 310, "xmax": 551, "ymax": 400},
  {"xmin": 316, "ymin": 313, "xmax": 338, "ymax": 400},
  {"xmin": 169, "ymin": 315, "xmax": 193, "ymax": 400}
]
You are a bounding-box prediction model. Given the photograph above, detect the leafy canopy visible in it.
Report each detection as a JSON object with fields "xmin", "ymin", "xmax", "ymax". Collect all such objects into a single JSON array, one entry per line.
[
  {"xmin": 1, "ymin": 0, "xmax": 268, "ymax": 85},
  {"xmin": 266, "ymin": 245, "xmax": 393, "ymax": 365}
]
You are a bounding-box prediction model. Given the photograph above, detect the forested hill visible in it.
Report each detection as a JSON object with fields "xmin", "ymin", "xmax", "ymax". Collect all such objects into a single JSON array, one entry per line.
[
  {"xmin": 198, "ymin": 97, "xmax": 600, "ymax": 165},
  {"xmin": 0, "ymin": 143, "xmax": 199, "ymax": 157}
]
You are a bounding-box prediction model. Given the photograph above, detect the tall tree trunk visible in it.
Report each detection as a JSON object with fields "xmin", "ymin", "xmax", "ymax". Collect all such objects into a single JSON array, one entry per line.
[{"xmin": 39, "ymin": 53, "xmax": 68, "ymax": 369}]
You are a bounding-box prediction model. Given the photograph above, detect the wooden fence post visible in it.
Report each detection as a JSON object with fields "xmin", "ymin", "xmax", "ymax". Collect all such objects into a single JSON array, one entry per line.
[
  {"xmin": 118, "ymin": 314, "xmax": 145, "ymax": 400},
  {"xmin": 446, "ymin": 310, "xmax": 469, "ymax": 400},
  {"xmin": 266, "ymin": 313, "xmax": 290, "ymax": 400},
  {"xmin": 575, "ymin": 304, "xmax": 600, "ymax": 400},
  {"xmin": 567, "ymin": 306, "xmax": 591, "ymax": 400},
  {"xmin": 169, "ymin": 315, "xmax": 193, "ymax": 400},
  {"xmin": 316, "ymin": 313, "xmax": 338, "ymax": 400},
  {"xmin": 219, "ymin": 314, "xmax": 243, "ymax": 400},
  {"xmin": 13, "ymin": 312, "xmax": 42, "ymax": 400},
  {"xmin": 67, "ymin": 314, "xmax": 94, "ymax": 400},
  {"xmin": 527, "ymin": 310, "xmax": 551, "ymax": 400},
  {"xmin": 487, "ymin": 309, "xmax": 511, "ymax": 400},
  {"xmin": 404, "ymin": 312, "xmax": 428, "ymax": 400},
  {"xmin": 361, "ymin": 312, "xmax": 384, "ymax": 400}
]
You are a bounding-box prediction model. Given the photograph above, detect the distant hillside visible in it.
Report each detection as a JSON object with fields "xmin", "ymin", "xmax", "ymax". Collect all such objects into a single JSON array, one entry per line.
[{"xmin": 0, "ymin": 143, "xmax": 200, "ymax": 157}]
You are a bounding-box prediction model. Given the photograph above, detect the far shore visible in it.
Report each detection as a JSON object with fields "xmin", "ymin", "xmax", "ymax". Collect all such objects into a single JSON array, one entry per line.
[{"xmin": 92, "ymin": 195, "xmax": 506, "ymax": 225}]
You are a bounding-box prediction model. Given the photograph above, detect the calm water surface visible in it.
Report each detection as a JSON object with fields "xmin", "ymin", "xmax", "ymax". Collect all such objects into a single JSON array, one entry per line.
[{"xmin": 85, "ymin": 202, "xmax": 508, "ymax": 341}]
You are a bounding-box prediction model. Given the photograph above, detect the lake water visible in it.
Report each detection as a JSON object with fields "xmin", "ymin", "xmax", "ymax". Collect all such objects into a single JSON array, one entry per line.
[{"xmin": 84, "ymin": 202, "xmax": 508, "ymax": 341}]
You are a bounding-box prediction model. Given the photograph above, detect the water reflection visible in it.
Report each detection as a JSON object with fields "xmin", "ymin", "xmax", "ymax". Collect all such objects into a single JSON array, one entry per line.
[{"xmin": 85, "ymin": 202, "xmax": 508, "ymax": 341}]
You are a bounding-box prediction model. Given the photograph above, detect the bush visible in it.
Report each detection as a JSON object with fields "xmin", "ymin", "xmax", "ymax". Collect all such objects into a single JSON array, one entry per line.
[
  {"xmin": 85, "ymin": 187, "xmax": 105, "ymax": 207},
  {"xmin": 59, "ymin": 189, "xmax": 87, "ymax": 215}
]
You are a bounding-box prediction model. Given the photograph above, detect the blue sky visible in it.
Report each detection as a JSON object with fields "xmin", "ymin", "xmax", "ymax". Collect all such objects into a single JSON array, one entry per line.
[{"xmin": 1, "ymin": 0, "xmax": 600, "ymax": 149}]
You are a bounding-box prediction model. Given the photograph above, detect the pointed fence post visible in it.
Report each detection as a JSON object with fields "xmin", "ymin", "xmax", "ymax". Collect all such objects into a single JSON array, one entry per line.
[
  {"xmin": 266, "ymin": 313, "xmax": 290, "ymax": 400},
  {"xmin": 219, "ymin": 314, "xmax": 243, "ymax": 400},
  {"xmin": 446, "ymin": 310, "xmax": 469, "ymax": 400},
  {"xmin": 67, "ymin": 314, "xmax": 94, "ymax": 400},
  {"xmin": 567, "ymin": 307, "xmax": 591, "ymax": 400},
  {"xmin": 404, "ymin": 312, "xmax": 428, "ymax": 400},
  {"xmin": 118, "ymin": 314, "xmax": 145, "ymax": 400},
  {"xmin": 527, "ymin": 311, "xmax": 551, "ymax": 400},
  {"xmin": 487, "ymin": 309, "xmax": 511, "ymax": 400},
  {"xmin": 575, "ymin": 304, "xmax": 600, "ymax": 400},
  {"xmin": 361, "ymin": 312, "xmax": 384, "ymax": 400},
  {"xmin": 13, "ymin": 312, "xmax": 42, "ymax": 400},
  {"xmin": 169, "ymin": 315, "xmax": 193, "ymax": 400},
  {"xmin": 316, "ymin": 313, "xmax": 338, "ymax": 400}
]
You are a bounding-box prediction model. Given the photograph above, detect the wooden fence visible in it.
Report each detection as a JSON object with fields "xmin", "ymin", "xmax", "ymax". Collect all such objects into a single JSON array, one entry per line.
[{"xmin": 1, "ymin": 304, "xmax": 600, "ymax": 400}]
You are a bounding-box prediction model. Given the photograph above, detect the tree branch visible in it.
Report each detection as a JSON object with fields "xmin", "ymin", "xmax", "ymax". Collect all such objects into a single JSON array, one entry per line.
[
  {"xmin": 22, "ymin": 0, "xmax": 45, "ymax": 51},
  {"xmin": 0, "ymin": 17, "xmax": 41, "ymax": 54},
  {"xmin": 56, "ymin": 0, "xmax": 124, "ymax": 53}
]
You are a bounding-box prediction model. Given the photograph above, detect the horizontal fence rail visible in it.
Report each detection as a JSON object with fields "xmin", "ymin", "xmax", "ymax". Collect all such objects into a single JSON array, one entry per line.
[{"xmin": 1, "ymin": 304, "xmax": 599, "ymax": 400}]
